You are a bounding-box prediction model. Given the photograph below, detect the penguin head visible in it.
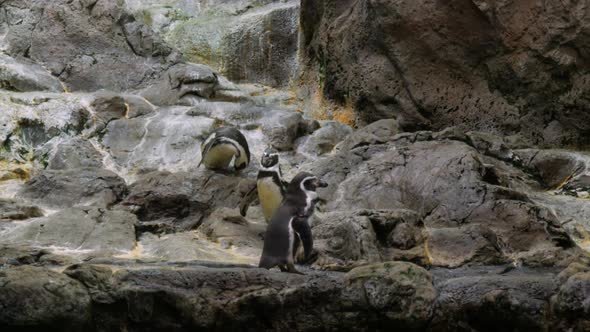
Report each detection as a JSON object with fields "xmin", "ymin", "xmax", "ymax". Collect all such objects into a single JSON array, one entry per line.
[
  {"xmin": 288, "ymin": 172, "xmax": 328, "ymax": 194},
  {"xmin": 260, "ymin": 147, "xmax": 279, "ymax": 168}
]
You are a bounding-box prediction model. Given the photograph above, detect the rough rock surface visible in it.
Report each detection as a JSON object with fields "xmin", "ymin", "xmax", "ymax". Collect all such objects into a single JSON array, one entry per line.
[
  {"xmin": 119, "ymin": 170, "xmax": 243, "ymax": 232},
  {"xmin": 18, "ymin": 168, "xmax": 127, "ymax": 208},
  {"xmin": 0, "ymin": 198, "xmax": 43, "ymax": 221},
  {"xmin": 1, "ymin": 0, "xmax": 180, "ymax": 91},
  {"xmin": 1, "ymin": 0, "xmax": 590, "ymax": 330},
  {"xmin": 300, "ymin": 0, "xmax": 590, "ymax": 147},
  {"xmin": 0, "ymin": 260, "xmax": 588, "ymax": 331},
  {"xmin": 0, "ymin": 266, "xmax": 91, "ymax": 331},
  {"xmin": 301, "ymin": 126, "xmax": 582, "ymax": 269},
  {"xmin": 0, "ymin": 207, "xmax": 137, "ymax": 253},
  {"xmin": 0, "ymin": 54, "xmax": 64, "ymax": 93},
  {"xmin": 131, "ymin": 0, "xmax": 300, "ymax": 87}
]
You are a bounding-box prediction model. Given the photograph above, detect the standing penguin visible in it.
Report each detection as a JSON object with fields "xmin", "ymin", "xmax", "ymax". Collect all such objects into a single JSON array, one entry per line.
[
  {"xmin": 258, "ymin": 172, "xmax": 327, "ymax": 274},
  {"xmin": 199, "ymin": 127, "xmax": 250, "ymax": 171},
  {"xmin": 239, "ymin": 147, "xmax": 288, "ymax": 222}
]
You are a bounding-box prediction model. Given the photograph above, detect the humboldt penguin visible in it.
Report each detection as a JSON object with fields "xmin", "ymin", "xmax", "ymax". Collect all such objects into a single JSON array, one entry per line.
[
  {"xmin": 199, "ymin": 127, "xmax": 250, "ymax": 171},
  {"xmin": 239, "ymin": 147, "xmax": 288, "ymax": 222},
  {"xmin": 258, "ymin": 172, "xmax": 328, "ymax": 274}
]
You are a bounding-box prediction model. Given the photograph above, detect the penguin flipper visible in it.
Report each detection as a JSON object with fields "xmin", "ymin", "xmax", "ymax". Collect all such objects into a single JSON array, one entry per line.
[
  {"xmin": 292, "ymin": 217, "xmax": 313, "ymax": 260},
  {"xmin": 239, "ymin": 185, "xmax": 258, "ymax": 217}
]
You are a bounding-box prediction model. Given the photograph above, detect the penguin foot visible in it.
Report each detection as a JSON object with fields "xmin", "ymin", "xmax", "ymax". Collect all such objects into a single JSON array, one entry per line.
[
  {"xmin": 297, "ymin": 249, "xmax": 319, "ymax": 265},
  {"xmin": 286, "ymin": 263, "xmax": 304, "ymax": 275}
]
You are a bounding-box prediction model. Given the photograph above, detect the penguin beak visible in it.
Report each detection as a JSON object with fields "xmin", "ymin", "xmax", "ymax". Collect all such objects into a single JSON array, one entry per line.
[{"xmin": 316, "ymin": 179, "xmax": 328, "ymax": 188}]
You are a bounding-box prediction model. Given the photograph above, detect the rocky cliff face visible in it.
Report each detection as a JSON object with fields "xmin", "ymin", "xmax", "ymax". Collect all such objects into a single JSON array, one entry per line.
[
  {"xmin": 300, "ymin": 0, "xmax": 590, "ymax": 147},
  {"xmin": 1, "ymin": 0, "xmax": 590, "ymax": 331}
]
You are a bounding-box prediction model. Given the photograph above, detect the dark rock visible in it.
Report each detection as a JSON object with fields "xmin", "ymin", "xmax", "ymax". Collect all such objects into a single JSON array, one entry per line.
[
  {"xmin": 302, "ymin": 132, "xmax": 575, "ymax": 268},
  {"xmin": 300, "ymin": 0, "xmax": 590, "ymax": 147},
  {"xmin": 0, "ymin": 266, "xmax": 91, "ymax": 330},
  {"xmin": 344, "ymin": 262, "xmax": 436, "ymax": 330},
  {"xmin": 0, "ymin": 245, "xmax": 75, "ymax": 267},
  {"xmin": 0, "ymin": 261, "xmax": 587, "ymax": 331},
  {"xmin": 120, "ymin": 170, "xmax": 242, "ymax": 232},
  {"xmin": 430, "ymin": 266, "xmax": 558, "ymax": 331},
  {"xmin": 516, "ymin": 149, "xmax": 589, "ymax": 190},
  {"xmin": 18, "ymin": 168, "xmax": 127, "ymax": 208},
  {"xmin": 50, "ymin": 261, "xmax": 435, "ymax": 331},
  {"xmin": 63, "ymin": 264, "xmax": 117, "ymax": 304},
  {"xmin": 81, "ymin": 90, "xmax": 130, "ymax": 137},
  {"xmin": 552, "ymin": 267, "xmax": 590, "ymax": 330}
]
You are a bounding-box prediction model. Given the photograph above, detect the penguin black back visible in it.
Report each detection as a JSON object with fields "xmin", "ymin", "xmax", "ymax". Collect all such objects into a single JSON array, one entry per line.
[
  {"xmin": 258, "ymin": 172, "xmax": 328, "ymax": 273},
  {"xmin": 200, "ymin": 126, "xmax": 250, "ymax": 171}
]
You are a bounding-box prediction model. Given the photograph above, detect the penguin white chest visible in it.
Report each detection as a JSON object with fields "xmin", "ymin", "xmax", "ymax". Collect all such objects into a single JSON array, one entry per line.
[
  {"xmin": 257, "ymin": 177, "xmax": 283, "ymax": 222},
  {"xmin": 202, "ymin": 144, "xmax": 237, "ymax": 169},
  {"xmin": 287, "ymin": 217, "xmax": 295, "ymax": 264}
]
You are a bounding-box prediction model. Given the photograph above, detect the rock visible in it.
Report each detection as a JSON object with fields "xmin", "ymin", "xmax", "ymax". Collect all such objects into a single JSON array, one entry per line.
[
  {"xmin": 136, "ymin": 231, "xmax": 259, "ymax": 265},
  {"xmin": 0, "ymin": 198, "xmax": 43, "ymax": 221},
  {"xmin": 120, "ymin": 170, "xmax": 243, "ymax": 232},
  {"xmin": 101, "ymin": 106, "xmax": 215, "ymax": 174},
  {"xmin": 41, "ymin": 136, "xmax": 103, "ymax": 170},
  {"xmin": 82, "ymin": 90, "xmax": 129, "ymax": 137},
  {"xmin": 430, "ymin": 266, "xmax": 558, "ymax": 331},
  {"xmin": 552, "ymin": 270, "xmax": 590, "ymax": 330},
  {"xmin": 0, "ymin": 207, "xmax": 137, "ymax": 253},
  {"xmin": 0, "ymin": 54, "xmax": 64, "ymax": 92},
  {"xmin": 63, "ymin": 264, "xmax": 117, "ymax": 304},
  {"xmin": 18, "ymin": 168, "xmax": 127, "ymax": 208},
  {"xmin": 344, "ymin": 262, "xmax": 437, "ymax": 329},
  {"xmin": 46, "ymin": 261, "xmax": 434, "ymax": 331},
  {"xmin": 122, "ymin": 94, "xmax": 156, "ymax": 118},
  {"xmin": 161, "ymin": 0, "xmax": 299, "ymax": 87},
  {"xmin": 0, "ymin": 92, "xmax": 90, "ymax": 167},
  {"xmin": 515, "ymin": 149, "xmax": 590, "ymax": 190},
  {"xmin": 300, "ymin": 0, "xmax": 590, "ymax": 147},
  {"xmin": 1, "ymin": 0, "xmax": 180, "ymax": 91},
  {"xmin": 426, "ymin": 225, "xmax": 506, "ymax": 268},
  {"xmin": 334, "ymin": 118, "xmax": 400, "ymax": 152},
  {"xmin": 465, "ymin": 131, "xmax": 518, "ymax": 162},
  {"xmin": 0, "ymin": 266, "xmax": 91, "ymax": 330},
  {"xmin": 140, "ymin": 63, "xmax": 218, "ymax": 106},
  {"xmin": 0, "ymin": 260, "xmax": 586, "ymax": 331},
  {"xmin": 198, "ymin": 207, "xmax": 265, "ymax": 259},
  {"xmin": 312, "ymin": 211, "xmax": 382, "ymax": 270},
  {"xmin": 301, "ymin": 132, "xmax": 576, "ymax": 268},
  {"xmin": 0, "ymin": 245, "xmax": 75, "ymax": 267},
  {"xmin": 261, "ymin": 110, "xmax": 319, "ymax": 151},
  {"xmin": 297, "ymin": 121, "xmax": 353, "ymax": 157}
]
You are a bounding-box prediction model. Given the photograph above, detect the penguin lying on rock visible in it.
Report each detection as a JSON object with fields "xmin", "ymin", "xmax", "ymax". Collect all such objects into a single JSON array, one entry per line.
[
  {"xmin": 199, "ymin": 127, "xmax": 250, "ymax": 171},
  {"xmin": 259, "ymin": 172, "xmax": 327, "ymax": 274},
  {"xmin": 239, "ymin": 147, "xmax": 288, "ymax": 222}
]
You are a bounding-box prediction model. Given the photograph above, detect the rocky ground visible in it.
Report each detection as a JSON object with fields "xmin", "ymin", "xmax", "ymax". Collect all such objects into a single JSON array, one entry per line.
[{"xmin": 1, "ymin": 0, "xmax": 590, "ymax": 331}]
